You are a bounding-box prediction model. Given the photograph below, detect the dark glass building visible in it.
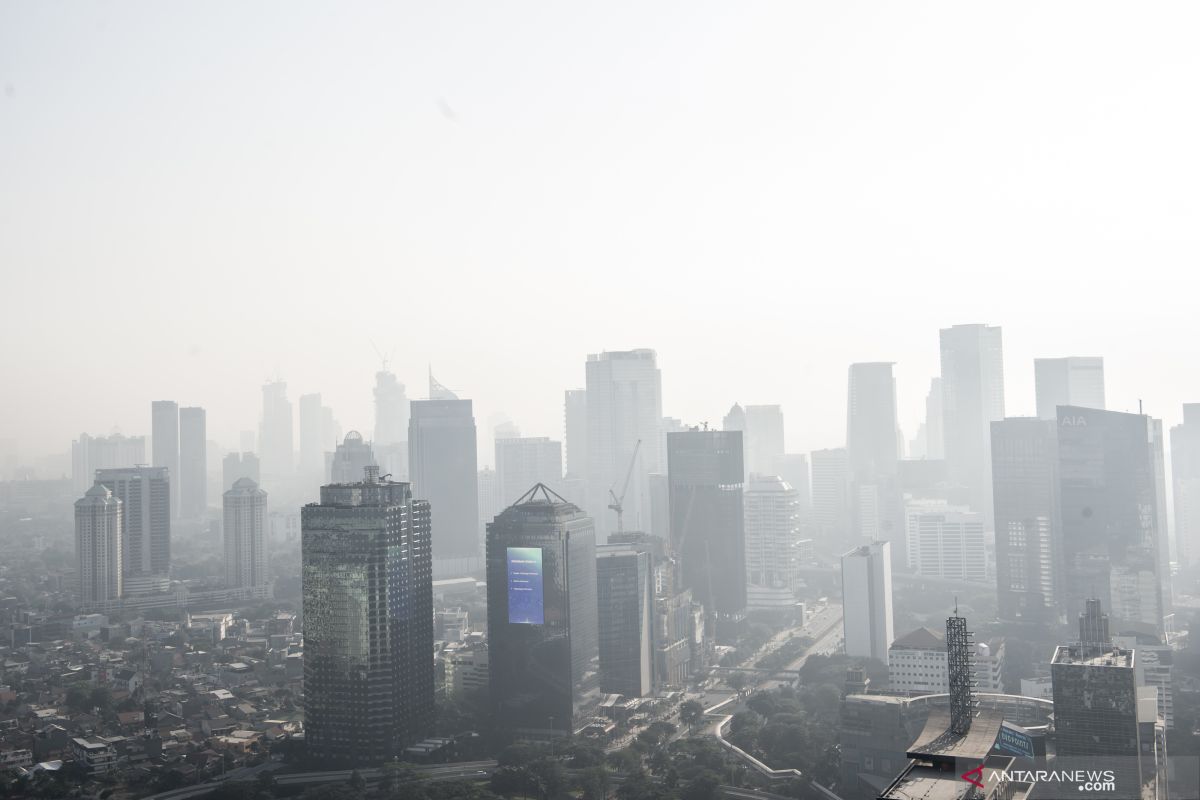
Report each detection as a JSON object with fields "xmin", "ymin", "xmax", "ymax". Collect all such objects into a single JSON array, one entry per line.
[
  {"xmin": 991, "ymin": 417, "xmax": 1062, "ymax": 622},
  {"xmin": 596, "ymin": 543, "xmax": 655, "ymax": 697},
  {"xmin": 667, "ymin": 429, "xmax": 745, "ymax": 619},
  {"xmin": 301, "ymin": 466, "xmax": 433, "ymax": 766},
  {"xmin": 486, "ymin": 484, "xmax": 599, "ymax": 738}
]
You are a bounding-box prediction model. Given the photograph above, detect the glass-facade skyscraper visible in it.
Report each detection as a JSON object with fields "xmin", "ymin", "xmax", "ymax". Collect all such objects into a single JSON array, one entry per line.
[
  {"xmin": 486, "ymin": 484, "xmax": 599, "ymax": 738},
  {"xmin": 301, "ymin": 467, "xmax": 434, "ymax": 766}
]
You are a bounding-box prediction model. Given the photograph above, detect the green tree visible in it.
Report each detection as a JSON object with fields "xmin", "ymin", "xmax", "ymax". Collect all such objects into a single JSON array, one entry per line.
[
  {"xmin": 680, "ymin": 772, "xmax": 720, "ymax": 800},
  {"xmin": 64, "ymin": 685, "xmax": 90, "ymax": 714},
  {"xmin": 678, "ymin": 700, "xmax": 704, "ymax": 728},
  {"xmin": 725, "ymin": 672, "xmax": 748, "ymax": 693},
  {"xmin": 350, "ymin": 770, "xmax": 367, "ymax": 792},
  {"xmin": 577, "ymin": 767, "xmax": 610, "ymax": 800}
]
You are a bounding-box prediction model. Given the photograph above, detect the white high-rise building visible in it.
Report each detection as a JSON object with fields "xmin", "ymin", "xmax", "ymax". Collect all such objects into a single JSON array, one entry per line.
[
  {"xmin": 811, "ymin": 448, "xmax": 850, "ymax": 541},
  {"xmin": 940, "ymin": 324, "xmax": 1005, "ymax": 519},
  {"xmin": 75, "ymin": 484, "xmax": 123, "ymax": 604},
  {"xmin": 151, "ymin": 400, "xmax": 180, "ymax": 514},
  {"xmin": 744, "ymin": 474, "xmax": 802, "ymax": 594},
  {"xmin": 259, "ymin": 380, "xmax": 294, "ymax": 481},
  {"xmin": 495, "ymin": 436, "xmax": 562, "ymax": 509},
  {"xmin": 585, "ymin": 350, "xmax": 663, "ymax": 539},
  {"xmin": 904, "ymin": 501, "xmax": 987, "ymax": 582},
  {"xmin": 71, "ymin": 433, "xmax": 146, "ymax": 494},
  {"xmin": 841, "ymin": 540, "xmax": 894, "ymax": 664},
  {"xmin": 888, "ymin": 626, "xmax": 1005, "ymax": 695},
  {"xmin": 223, "ymin": 477, "xmax": 269, "ymax": 592},
  {"xmin": 95, "ymin": 466, "xmax": 170, "ymax": 580},
  {"xmin": 744, "ymin": 405, "xmax": 785, "ymax": 477},
  {"xmin": 1034, "ymin": 357, "xmax": 1105, "ymax": 420}
]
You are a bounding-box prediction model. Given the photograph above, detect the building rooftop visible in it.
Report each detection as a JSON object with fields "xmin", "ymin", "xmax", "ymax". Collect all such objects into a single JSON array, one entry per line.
[
  {"xmin": 907, "ymin": 708, "xmax": 1005, "ymax": 761},
  {"xmin": 892, "ymin": 626, "xmax": 946, "ymax": 650},
  {"xmin": 1051, "ymin": 644, "xmax": 1134, "ymax": 668}
]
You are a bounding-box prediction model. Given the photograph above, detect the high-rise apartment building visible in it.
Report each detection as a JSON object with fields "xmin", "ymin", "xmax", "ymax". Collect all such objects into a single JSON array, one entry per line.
[
  {"xmin": 95, "ymin": 466, "xmax": 170, "ymax": 580},
  {"xmin": 223, "ymin": 478, "xmax": 268, "ymax": 593},
  {"xmin": 71, "ymin": 433, "xmax": 145, "ymax": 493},
  {"xmin": 744, "ymin": 473, "xmax": 802, "ymax": 593},
  {"xmin": 151, "ymin": 400, "xmax": 180, "ymax": 514},
  {"xmin": 179, "ymin": 407, "xmax": 206, "ymax": 519},
  {"xmin": 841, "ymin": 540, "xmax": 893, "ymax": 664},
  {"xmin": 596, "ymin": 543, "xmax": 656, "ymax": 698},
  {"xmin": 409, "ymin": 379, "xmax": 479, "ymax": 574},
  {"xmin": 903, "ymin": 501, "xmax": 986, "ymax": 582},
  {"xmin": 328, "ymin": 431, "xmax": 376, "ymax": 484},
  {"xmin": 773, "ymin": 454, "xmax": 811, "ymax": 518},
  {"xmin": 991, "ymin": 417, "xmax": 1062, "ymax": 622},
  {"xmin": 585, "ymin": 350, "xmax": 663, "ymax": 539},
  {"xmin": 1057, "ymin": 406, "xmax": 1168, "ymax": 634},
  {"xmin": 940, "ymin": 324, "xmax": 1005, "ymax": 519},
  {"xmin": 811, "ymin": 448, "xmax": 851, "ymax": 543},
  {"xmin": 1034, "ymin": 357, "xmax": 1105, "ymax": 420},
  {"xmin": 1170, "ymin": 403, "xmax": 1200, "ymax": 569},
  {"xmin": 667, "ymin": 429, "xmax": 746, "ymax": 619},
  {"xmin": 222, "ymin": 452, "xmax": 260, "ymax": 491},
  {"xmin": 259, "ymin": 380, "xmax": 294, "ymax": 481},
  {"xmin": 564, "ymin": 389, "xmax": 588, "ymax": 478},
  {"xmin": 496, "ymin": 437, "xmax": 562, "ymax": 509},
  {"xmin": 301, "ymin": 467, "xmax": 434, "ymax": 765},
  {"xmin": 75, "ymin": 484, "xmax": 123, "ymax": 605},
  {"xmin": 486, "ymin": 484, "xmax": 600, "ymax": 737}
]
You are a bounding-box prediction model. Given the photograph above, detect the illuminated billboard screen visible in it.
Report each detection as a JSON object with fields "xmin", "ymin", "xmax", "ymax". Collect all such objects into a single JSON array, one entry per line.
[{"xmin": 507, "ymin": 547, "xmax": 544, "ymax": 625}]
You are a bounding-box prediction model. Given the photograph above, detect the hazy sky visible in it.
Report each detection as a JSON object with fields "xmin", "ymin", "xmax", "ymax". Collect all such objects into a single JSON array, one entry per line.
[{"xmin": 3, "ymin": 2, "xmax": 1199, "ymax": 465}]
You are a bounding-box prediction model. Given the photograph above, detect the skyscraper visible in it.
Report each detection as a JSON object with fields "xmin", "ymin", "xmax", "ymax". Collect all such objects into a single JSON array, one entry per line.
[
  {"xmin": 744, "ymin": 473, "xmax": 802, "ymax": 593},
  {"xmin": 991, "ymin": 417, "xmax": 1062, "ymax": 622},
  {"xmin": 1034, "ymin": 357, "xmax": 1106, "ymax": 420},
  {"xmin": 939, "ymin": 324, "xmax": 1005, "ymax": 519},
  {"xmin": 811, "ymin": 447, "xmax": 851, "ymax": 544},
  {"xmin": 75, "ymin": 484, "xmax": 122, "ymax": 605},
  {"xmin": 667, "ymin": 429, "xmax": 746, "ymax": 620},
  {"xmin": 71, "ymin": 433, "xmax": 145, "ymax": 493},
  {"xmin": 179, "ymin": 406, "xmax": 206, "ymax": 519},
  {"xmin": 923, "ymin": 377, "xmax": 944, "ymax": 460},
  {"xmin": 222, "ymin": 452, "xmax": 260, "ymax": 491},
  {"xmin": 1170, "ymin": 403, "xmax": 1200, "ymax": 570},
  {"xmin": 259, "ymin": 380, "xmax": 294, "ymax": 481},
  {"xmin": 374, "ymin": 370, "xmax": 409, "ymax": 446},
  {"xmin": 596, "ymin": 543, "xmax": 656, "ymax": 698},
  {"xmin": 486, "ymin": 484, "xmax": 599, "ymax": 737},
  {"xmin": 223, "ymin": 477, "xmax": 268, "ymax": 593},
  {"xmin": 409, "ymin": 376, "xmax": 479, "ymax": 574},
  {"xmin": 151, "ymin": 400, "xmax": 180, "ymax": 514},
  {"xmin": 841, "ymin": 541, "xmax": 893, "ymax": 664},
  {"xmin": 496, "ymin": 436, "xmax": 562, "ymax": 508},
  {"xmin": 95, "ymin": 466, "xmax": 170, "ymax": 580},
  {"xmin": 564, "ymin": 389, "xmax": 588, "ymax": 478},
  {"xmin": 585, "ymin": 350, "xmax": 663, "ymax": 539},
  {"xmin": 298, "ymin": 393, "xmax": 325, "ymax": 478},
  {"xmin": 301, "ymin": 467, "xmax": 434, "ymax": 766},
  {"xmin": 847, "ymin": 363, "xmax": 902, "ymax": 556},
  {"xmin": 773, "ymin": 454, "xmax": 811, "ymax": 518},
  {"xmin": 1057, "ymin": 406, "xmax": 1168, "ymax": 634},
  {"xmin": 328, "ymin": 431, "xmax": 376, "ymax": 484},
  {"xmin": 744, "ymin": 405, "xmax": 785, "ymax": 477}
]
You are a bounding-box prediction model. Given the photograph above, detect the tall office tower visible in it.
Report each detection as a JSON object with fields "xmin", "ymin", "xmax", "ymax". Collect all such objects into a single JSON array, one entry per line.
[
  {"xmin": 991, "ymin": 417, "xmax": 1062, "ymax": 622},
  {"xmin": 744, "ymin": 405, "xmax": 785, "ymax": 477},
  {"xmin": 596, "ymin": 543, "xmax": 656, "ymax": 697},
  {"xmin": 811, "ymin": 448, "xmax": 851, "ymax": 544},
  {"xmin": 75, "ymin": 484, "xmax": 123, "ymax": 605},
  {"xmin": 841, "ymin": 541, "xmax": 893, "ymax": 664},
  {"xmin": 259, "ymin": 380, "xmax": 294, "ymax": 481},
  {"xmin": 95, "ymin": 466, "xmax": 170, "ymax": 579},
  {"xmin": 223, "ymin": 478, "xmax": 268, "ymax": 592},
  {"xmin": 409, "ymin": 377, "xmax": 480, "ymax": 574},
  {"xmin": 585, "ymin": 349, "xmax": 663, "ymax": 540},
  {"xmin": 478, "ymin": 467, "xmax": 501, "ymax": 531},
  {"xmin": 1057, "ymin": 406, "xmax": 1168, "ymax": 634},
  {"xmin": 723, "ymin": 403, "xmax": 745, "ymax": 433},
  {"xmin": 903, "ymin": 501, "xmax": 986, "ymax": 582},
  {"xmin": 71, "ymin": 433, "xmax": 146, "ymax": 493},
  {"xmin": 486, "ymin": 484, "xmax": 600, "ymax": 737},
  {"xmin": 939, "ymin": 324, "xmax": 1005, "ymax": 519},
  {"xmin": 1051, "ymin": 601, "xmax": 1159, "ymax": 800},
  {"xmin": 923, "ymin": 378, "xmax": 944, "ymax": 460},
  {"xmin": 773, "ymin": 454, "xmax": 811, "ymax": 519},
  {"xmin": 328, "ymin": 432, "xmax": 376, "ymax": 484},
  {"xmin": 178, "ymin": 407, "xmax": 207, "ymax": 519},
  {"xmin": 847, "ymin": 363, "xmax": 902, "ymax": 557},
  {"xmin": 496, "ymin": 437, "xmax": 563, "ymax": 508},
  {"xmin": 301, "ymin": 467, "xmax": 434, "ymax": 766},
  {"xmin": 151, "ymin": 400, "xmax": 180, "ymax": 514},
  {"xmin": 744, "ymin": 474, "xmax": 802, "ymax": 593},
  {"xmin": 668, "ymin": 429, "xmax": 746, "ymax": 622},
  {"xmin": 298, "ymin": 393, "xmax": 325, "ymax": 477},
  {"xmin": 222, "ymin": 452, "xmax": 260, "ymax": 490},
  {"xmin": 564, "ymin": 389, "xmax": 588, "ymax": 478},
  {"xmin": 1170, "ymin": 403, "xmax": 1200, "ymax": 569},
  {"xmin": 374, "ymin": 371, "xmax": 410, "ymax": 482},
  {"xmin": 1034, "ymin": 357, "xmax": 1106, "ymax": 420},
  {"xmin": 647, "ymin": 473, "xmax": 670, "ymax": 540}
]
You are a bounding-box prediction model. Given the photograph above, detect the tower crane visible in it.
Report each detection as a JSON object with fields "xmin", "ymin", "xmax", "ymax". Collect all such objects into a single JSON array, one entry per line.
[{"xmin": 607, "ymin": 439, "xmax": 642, "ymax": 534}]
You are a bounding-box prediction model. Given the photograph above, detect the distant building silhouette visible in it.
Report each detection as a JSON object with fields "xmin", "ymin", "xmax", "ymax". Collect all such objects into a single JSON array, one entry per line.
[
  {"xmin": 151, "ymin": 400, "xmax": 180, "ymax": 514},
  {"xmin": 71, "ymin": 433, "xmax": 145, "ymax": 494},
  {"xmin": 1170, "ymin": 403, "xmax": 1200, "ymax": 570},
  {"xmin": 847, "ymin": 362, "xmax": 903, "ymax": 560},
  {"xmin": 328, "ymin": 431, "xmax": 376, "ymax": 484},
  {"xmin": 563, "ymin": 388, "xmax": 588, "ymax": 478},
  {"xmin": 811, "ymin": 447, "xmax": 851, "ymax": 544},
  {"xmin": 179, "ymin": 406, "xmax": 206, "ymax": 519},
  {"xmin": 222, "ymin": 451, "xmax": 260, "ymax": 491},
  {"xmin": 259, "ymin": 380, "xmax": 294, "ymax": 481},
  {"xmin": 1034, "ymin": 357, "xmax": 1105, "ymax": 420},
  {"xmin": 496, "ymin": 436, "xmax": 562, "ymax": 508},
  {"xmin": 940, "ymin": 324, "xmax": 1005, "ymax": 520}
]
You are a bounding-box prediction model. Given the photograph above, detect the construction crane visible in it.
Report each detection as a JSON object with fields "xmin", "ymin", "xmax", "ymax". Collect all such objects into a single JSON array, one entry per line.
[{"xmin": 608, "ymin": 439, "xmax": 642, "ymax": 534}]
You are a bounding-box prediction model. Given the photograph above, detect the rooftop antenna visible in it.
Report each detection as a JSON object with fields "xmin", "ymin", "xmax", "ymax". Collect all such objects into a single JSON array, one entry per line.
[{"xmin": 1139, "ymin": 398, "xmax": 1143, "ymax": 415}]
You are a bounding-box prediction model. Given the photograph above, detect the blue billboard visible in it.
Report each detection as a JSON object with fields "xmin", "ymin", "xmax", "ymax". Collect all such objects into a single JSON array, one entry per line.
[{"xmin": 507, "ymin": 547, "xmax": 545, "ymax": 625}]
